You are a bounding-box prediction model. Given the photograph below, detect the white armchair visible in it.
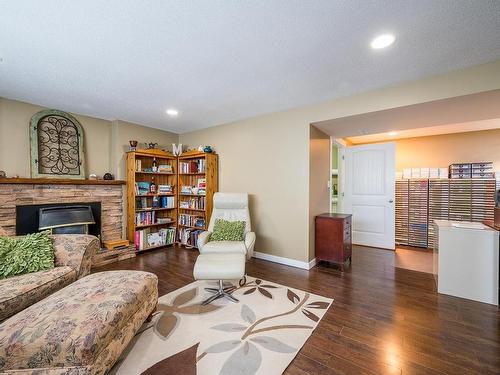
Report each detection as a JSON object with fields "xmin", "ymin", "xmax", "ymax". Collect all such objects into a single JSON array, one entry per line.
[{"xmin": 198, "ymin": 193, "xmax": 255, "ymax": 259}]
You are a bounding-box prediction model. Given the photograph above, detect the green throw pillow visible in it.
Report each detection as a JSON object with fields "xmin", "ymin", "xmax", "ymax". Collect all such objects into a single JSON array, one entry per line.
[
  {"xmin": 0, "ymin": 231, "xmax": 55, "ymax": 279},
  {"xmin": 210, "ymin": 219, "xmax": 246, "ymax": 242}
]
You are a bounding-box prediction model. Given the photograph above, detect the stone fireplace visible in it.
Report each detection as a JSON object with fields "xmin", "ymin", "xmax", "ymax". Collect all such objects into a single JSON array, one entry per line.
[{"xmin": 0, "ymin": 179, "xmax": 125, "ymax": 242}]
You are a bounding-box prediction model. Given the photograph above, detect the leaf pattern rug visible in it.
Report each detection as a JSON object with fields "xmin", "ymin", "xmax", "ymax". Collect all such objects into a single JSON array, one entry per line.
[{"xmin": 110, "ymin": 277, "xmax": 333, "ymax": 375}]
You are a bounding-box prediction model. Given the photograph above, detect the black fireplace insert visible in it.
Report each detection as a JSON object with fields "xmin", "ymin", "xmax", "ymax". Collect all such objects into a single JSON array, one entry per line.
[{"xmin": 16, "ymin": 202, "xmax": 101, "ymax": 238}]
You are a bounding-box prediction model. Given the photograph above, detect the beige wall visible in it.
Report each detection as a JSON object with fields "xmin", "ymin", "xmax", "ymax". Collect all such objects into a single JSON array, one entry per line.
[
  {"xmin": 110, "ymin": 120, "xmax": 179, "ymax": 179},
  {"xmin": 180, "ymin": 111, "xmax": 311, "ymax": 262},
  {"xmin": 308, "ymin": 126, "xmax": 331, "ymax": 261},
  {"xmin": 0, "ymin": 98, "xmax": 111, "ymax": 177},
  {"xmin": 392, "ymin": 128, "xmax": 500, "ymax": 171},
  {"xmin": 180, "ymin": 60, "xmax": 500, "ymax": 263},
  {"xmin": 0, "ymin": 97, "xmax": 178, "ymax": 178}
]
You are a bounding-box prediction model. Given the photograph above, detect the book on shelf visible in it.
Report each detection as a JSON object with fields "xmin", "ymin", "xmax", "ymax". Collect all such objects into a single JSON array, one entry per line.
[
  {"xmin": 197, "ymin": 178, "xmax": 206, "ymax": 189},
  {"xmin": 147, "ymin": 232, "xmax": 163, "ymax": 247},
  {"xmin": 194, "ymin": 218, "xmax": 205, "ymax": 228},
  {"xmin": 135, "ymin": 211, "xmax": 156, "ymax": 226},
  {"xmin": 160, "ymin": 196, "xmax": 175, "ymax": 208},
  {"xmin": 134, "ymin": 228, "xmax": 150, "ymax": 250},
  {"xmin": 179, "ymin": 159, "xmax": 206, "ymax": 174},
  {"xmin": 136, "ymin": 197, "xmax": 148, "ymax": 209},
  {"xmin": 180, "ymin": 185, "xmax": 205, "ymax": 196},
  {"xmin": 158, "ymin": 184, "xmax": 172, "ymax": 193},
  {"xmin": 134, "ymin": 227, "xmax": 176, "ymax": 250},
  {"xmin": 157, "ymin": 217, "xmax": 173, "ymax": 224},
  {"xmin": 160, "ymin": 227, "xmax": 177, "ymax": 245},
  {"xmin": 135, "ymin": 181, "xmax": 151, "ymax": 195},
  {"xmin": 178, "ymin": 228, "xmax": 204, "ymax": 247},
  {"xmin": 158, "ymin": 164, "xmax": 173, "ymax": 173},
  {"xmin": 179, "ymin": 196, "xmax": 206, "ymax": 210},
  {"xmin": 179, "ymin": 214, "xmax": 205, "ymax": 228}
]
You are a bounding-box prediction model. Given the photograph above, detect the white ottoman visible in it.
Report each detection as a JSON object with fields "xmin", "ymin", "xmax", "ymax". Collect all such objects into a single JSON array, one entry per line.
[{"xmin": 194, "ymin": 253, "xmax": 245, "ymax": 304}]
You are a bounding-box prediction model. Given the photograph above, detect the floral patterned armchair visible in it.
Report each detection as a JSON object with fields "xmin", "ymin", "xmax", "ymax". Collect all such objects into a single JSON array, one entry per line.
[{"xmin": 0, "ymin": 234, "xmax": 99, "ymax": 322}]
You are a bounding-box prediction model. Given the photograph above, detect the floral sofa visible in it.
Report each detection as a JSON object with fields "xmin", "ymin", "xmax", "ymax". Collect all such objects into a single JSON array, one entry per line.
[
  {"xmin": 0, "ymin": 270, "xmax": 158, "ymax": 374},
  {"xmin": 0, "ymin": 234, "xmax": 100, "ymax": 322}
]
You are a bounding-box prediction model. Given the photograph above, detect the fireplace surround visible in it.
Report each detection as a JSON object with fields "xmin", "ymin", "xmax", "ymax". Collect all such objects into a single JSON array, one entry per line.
[{"xmin": 0, "ymin": 179, "xmax": 125, "ymax": 242}]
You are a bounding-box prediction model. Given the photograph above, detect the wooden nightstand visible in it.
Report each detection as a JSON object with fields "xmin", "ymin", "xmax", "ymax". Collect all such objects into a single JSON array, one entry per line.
[{"xmin": 315, "ymin": 213, "xmax": 352, "ymax": 271}]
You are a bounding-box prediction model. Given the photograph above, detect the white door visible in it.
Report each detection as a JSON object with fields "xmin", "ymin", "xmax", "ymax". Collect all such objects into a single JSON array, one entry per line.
[{"xmin": 343, "ymin": 142, "xmax": 395, "ymax": 250}]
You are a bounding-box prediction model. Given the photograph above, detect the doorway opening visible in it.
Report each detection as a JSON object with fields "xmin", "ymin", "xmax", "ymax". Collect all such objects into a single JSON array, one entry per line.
[{"xmin": 316, "ymin": 90, "xmax": 500, "ymax": 273}]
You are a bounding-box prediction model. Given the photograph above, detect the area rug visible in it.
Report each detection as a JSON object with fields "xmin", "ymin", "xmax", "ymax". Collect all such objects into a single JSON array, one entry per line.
[{"xmin": 110, "ymin": 277, "xmax": 333, "ymax": 375}]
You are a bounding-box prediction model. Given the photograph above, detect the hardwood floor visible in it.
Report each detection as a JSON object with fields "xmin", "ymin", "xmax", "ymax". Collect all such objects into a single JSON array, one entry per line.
[{"xmin": 94, "ymin": 245, "xmax": 500, "ymax": 375}]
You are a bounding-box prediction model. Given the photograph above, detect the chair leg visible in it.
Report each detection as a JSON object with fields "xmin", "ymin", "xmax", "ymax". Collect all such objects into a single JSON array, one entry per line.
[{"xmin": 202, "ymin": 280, "xmax": 240, "ymax": 305}]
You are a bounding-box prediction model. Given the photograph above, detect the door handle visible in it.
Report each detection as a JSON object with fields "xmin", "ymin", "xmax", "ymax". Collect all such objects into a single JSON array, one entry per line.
[{"xmin": 388, "ymin": 199, "xmax": 394, "ymax": 203}]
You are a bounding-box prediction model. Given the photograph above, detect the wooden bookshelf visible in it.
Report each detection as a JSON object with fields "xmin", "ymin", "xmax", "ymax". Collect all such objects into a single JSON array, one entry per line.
[
  {"xmin": 127, "ymin": 149, "xmax": 178, "ymax": 251},
  {"xmin": 126, "ymin": 148, "xmax": 219, "ymax": 252},
  {"xmin": 177, "ymin": 150, "xmax": 218, "ymax": 248}
]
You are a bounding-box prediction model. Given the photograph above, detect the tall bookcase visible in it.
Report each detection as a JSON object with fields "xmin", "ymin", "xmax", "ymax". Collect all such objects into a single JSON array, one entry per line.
[
  {"xmin": 126, "ymin": 148, "xmax": 218, "ymax": 251},
  {"xmin": 127, "ymin": 149, "xmax": 178, "ymax": 252},
  {"xmin": 177, "ymin": 150, "xmax": 218, "ymax": 248}
]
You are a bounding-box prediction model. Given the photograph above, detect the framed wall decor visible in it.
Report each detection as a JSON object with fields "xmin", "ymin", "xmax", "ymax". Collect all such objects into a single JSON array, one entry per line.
[{"xmin": 30, "ymin": 109, "xmax": 86, "ymax": 179}]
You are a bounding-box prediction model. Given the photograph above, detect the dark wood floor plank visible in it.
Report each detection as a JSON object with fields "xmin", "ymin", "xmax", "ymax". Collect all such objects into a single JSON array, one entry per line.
[{"xmin": 94, "ymin": 245, "xmax": 500, "ymax": 375}]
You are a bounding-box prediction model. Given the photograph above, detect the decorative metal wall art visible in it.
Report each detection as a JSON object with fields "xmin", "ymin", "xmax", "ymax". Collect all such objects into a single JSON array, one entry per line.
[{"xmin": 30, "ymin": 109, "xmax": 86, "ymax": 179}]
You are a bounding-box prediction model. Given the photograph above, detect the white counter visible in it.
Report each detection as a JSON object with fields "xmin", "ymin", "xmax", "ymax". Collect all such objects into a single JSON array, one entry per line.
[{"xmin": 434, "ymin": 220, "xmax": 499, "ymax": 305}]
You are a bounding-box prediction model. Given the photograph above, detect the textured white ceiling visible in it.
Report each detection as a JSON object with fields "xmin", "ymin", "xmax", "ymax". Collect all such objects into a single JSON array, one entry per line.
[{"xmin": 0, "ymin": 1, "xmax": 499, "ymax": 133}]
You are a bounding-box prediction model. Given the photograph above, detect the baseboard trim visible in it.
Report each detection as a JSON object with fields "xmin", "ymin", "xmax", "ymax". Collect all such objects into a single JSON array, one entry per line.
[{"xmin": 253, "ymin": 251, "xmax": 317, "ymax": 270}]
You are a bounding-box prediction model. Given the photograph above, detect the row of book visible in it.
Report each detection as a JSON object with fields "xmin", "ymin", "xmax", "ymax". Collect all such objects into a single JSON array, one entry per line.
[
  {"xmin": 179, "ymin": 196, "xmax": 206, "ymax": 210},
  {"xmin": 158, "ymin": 184, "xmax": 173, "ymax": 193},
  {"xmin": 135, "ymin": 182, "xmax": 172, "ymax": 195},
  {"xmin": 136, "ymin": 196, "xmax": 175, "ymax": 209},
  {"xmin": 135, "ymin": 159, "xmax": 173, "ymax": 173},
  {"xmin": 178, "ymin": 228, "xmax": 204, "ymax": 247},
  {"xmin": 134, "ymin": 227, "xmax": 176, "ymax": 251},
  {"xmin": 179, "ymin": 159, "xmax": 206, "ymax": 174},
  {"xmin": 135, "ymin": 211, "xmax": 156, "ymax": 226},
  {"xmin": 158, "ymin": 196, "xmax": 175, "ymax": 208},
  {"xmin": 179, "ymin": 214, "xmax": 205, "ymax": 228}
]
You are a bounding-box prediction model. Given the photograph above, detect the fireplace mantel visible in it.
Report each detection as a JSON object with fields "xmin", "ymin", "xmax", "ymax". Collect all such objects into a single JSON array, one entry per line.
[{"xmin": 0, "ymin": 178, "xmax": 125, "ymax": 185}]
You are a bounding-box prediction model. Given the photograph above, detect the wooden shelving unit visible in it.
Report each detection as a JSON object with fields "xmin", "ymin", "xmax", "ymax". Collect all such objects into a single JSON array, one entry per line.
[
  {"xmin": 127, "ymin": 149, "xmax": 178, "ymax": 252},
  {"xmin": 126, "ymin": 148, "xmax": 218, "ymax": 252},
  {"xmin": 177, "ymin": 150, "xmax": 218, "ymax": 248}
]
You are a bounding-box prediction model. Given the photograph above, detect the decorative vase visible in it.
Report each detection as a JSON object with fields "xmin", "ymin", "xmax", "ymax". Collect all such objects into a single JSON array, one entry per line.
[
  {"xmin": 203, "ymin": 146, "xmax": 213, "ymax": 153},
  {"xmin": 129, "ymin": 140, "xmax": 138, "ymax": 151}
]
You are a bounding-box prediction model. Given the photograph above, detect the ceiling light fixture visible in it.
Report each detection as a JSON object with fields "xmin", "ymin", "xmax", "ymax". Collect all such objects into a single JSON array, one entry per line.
[
  {"xmin": 166, "ymin": 108, "xmax": 179, "ymax": 116},
  {"xmin": 371, "ymin": 34, "xmax": 396, "ymax": 49},
  {"xmin": 388, "ymin": 131, "xmax": 398, "ymax": 136}
]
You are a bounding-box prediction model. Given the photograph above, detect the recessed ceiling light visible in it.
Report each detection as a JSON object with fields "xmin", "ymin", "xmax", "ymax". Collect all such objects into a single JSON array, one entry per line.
[
  {"xmin": 371, "ymin": 34, "xmax": 396, "ymax": 49},
  {"xmin": 388, "ymin": 131, "xmax": 398, "ymax": 136},
  {"xmin": 166, "ymin": 108, "xmax": 179, "ymax": 116}
]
